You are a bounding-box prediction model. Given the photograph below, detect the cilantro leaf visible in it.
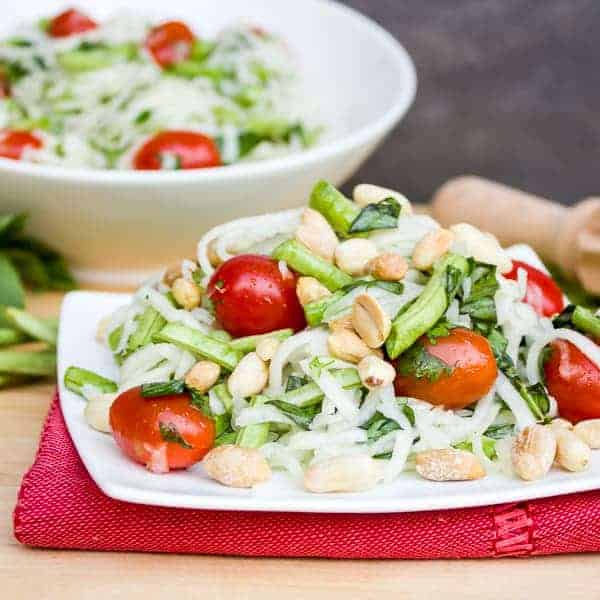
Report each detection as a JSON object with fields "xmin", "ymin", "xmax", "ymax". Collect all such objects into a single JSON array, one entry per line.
[
  {"xmin": 348, "ymin": 197, "xmax": 402, "ymax": 234},
  {"xmin": 396, "ymin": 341, "xmax": 453, "ymax": 382},
  {"xmin": 159, "ymin": 422, "xmax": 193, "ymax": 449}
]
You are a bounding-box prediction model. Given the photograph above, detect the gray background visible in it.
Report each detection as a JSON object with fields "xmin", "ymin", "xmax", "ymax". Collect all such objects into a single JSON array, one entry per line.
[{"xmin": 341, "ymin": 0, "xmax": 600, "ymax": 205}]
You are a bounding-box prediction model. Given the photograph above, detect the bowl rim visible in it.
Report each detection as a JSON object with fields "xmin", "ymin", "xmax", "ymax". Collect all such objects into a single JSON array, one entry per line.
[{"xmin": 0, "ymin": 0, "xmax": 417, "ymax": 185}]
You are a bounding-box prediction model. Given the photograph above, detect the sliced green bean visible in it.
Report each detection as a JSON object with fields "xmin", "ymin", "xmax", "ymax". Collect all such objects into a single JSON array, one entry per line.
[
  {"xmin": 235, "ymin": 395, "xmax": 270, "ymax": 448},
  {"xmin": 572, "ymin": 306, "xmax": 600, "ymax": 339},
  {"xmin": 154, "ymin": 323, "xmax": 241, "ymax": 371},
  {"xmin": 386, "ymin": 254, "xmax": 470, "ymax": 359},
  {"xmin": 309, "ymin": 180, "xmax": 360, "ymax": 237},
  {"xmin": 127, "ymin": 306, "xmax": 166, "ymax": 353},
  {"xmin": 229, "ymin": 328, "xmax": 294, "ymax": 352},
  {"xmin": 57, "ymin": 43, "xmax": 137, "ymax": 72},
  {"xmin": 303, "ymin": 291, "xmax": 345, "ymax": 327},
  {"xmin": 0, "ymin": 327, "xmax": 29, "ymax": 347},
  {"xmin": 64, "ymin": 366, "xmax": 118, "ymax": 397},
  {"xmin": 0, "ymin": 350, "xmax": 56, "ymax": 376},
  {"xmin": 272, "ymin": 240, "xmax": 352, "ymax": 291}
]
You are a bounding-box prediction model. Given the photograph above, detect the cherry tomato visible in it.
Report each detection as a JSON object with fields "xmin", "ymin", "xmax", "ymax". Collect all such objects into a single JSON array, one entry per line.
[
  {"xmin": 0, "ymin": 130, "xmax": 43, "ymax": 160},
  {"xmin": 543, "ymin": 339, "xmax": 600, "ymax": 423},
  {"xmin": 109, "ymin": 387, "xmax": 215, "ymax": 473},
  {"xmin": 145, "ymin": 21, "xmax": 195, "ymax": 67},
  {"xmin": 207, "ymin": 254, "xmax": 306, "ymax": 337},
  {"xmin": 48, "ymin": 9, "xmax": 98, "ymax": 38},
  {"xmin": 505, "ymin": 260, "xmax": 564, "ymax": 317},
  {"xmin": 132, "ymin": 130, "xmax": 221, "ymax": 170},
  {"xmin": 394, "ymin": 328, "xmax": 498, "ymax": 410}
]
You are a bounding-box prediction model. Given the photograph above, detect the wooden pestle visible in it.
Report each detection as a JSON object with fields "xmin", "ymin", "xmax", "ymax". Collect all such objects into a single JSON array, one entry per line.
[{"xmin": 431, "ymin": 176, "xmax": 600, "ymax": 294}]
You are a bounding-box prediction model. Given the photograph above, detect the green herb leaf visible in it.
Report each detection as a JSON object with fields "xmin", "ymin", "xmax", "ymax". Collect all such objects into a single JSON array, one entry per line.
[
  {"xmin": 341, "ymin": 279, "xmax": 405, "ymax": 295},
  {"xmin": 445, "ymin": 265, "xmax": 464, "ymax": 298},
  {"xmin": 134, "ymin": 109, "xmax": 152, "ymax": 125},
  {"xmin": 454, "ymin": 437, "xmax": 497, "ymax": 460},
  {"xmin": 484, "ymin": 423, "xmax": 515, "ymax": 439},
  {"xmin": 270, "ymin": 399, "xmax": 320, "ymax": 428},
  {"xmin": 396, "ymin": 341, "xmax": 454, "ymax": 382},
  {"xmin": 159, "ymin": 422, "xmax": 193, "ymax": 449},
  {"xmin": 426, "ymin": 318, "xmax": 456, "ymax": 344},
  {"xmin": 285, "ymin": 375, "xmax": 308, "ymax": 392},
  {"xmin": 141, "ymin": 380, "xmax": 185, "ymax": 398},
  {"xmin": 348, "ymin": 197, "xmax": 401, "ymax": 234}
]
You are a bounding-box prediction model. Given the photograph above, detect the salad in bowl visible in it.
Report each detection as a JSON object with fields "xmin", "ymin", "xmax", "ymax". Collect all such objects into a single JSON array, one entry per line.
[
  {"xmin": 64, "ymin": 181, "xmax": 600, "ymax": 493},
  {"xmin": 0, "ymin": 8, "xmax": 319, "ymax": 169}
]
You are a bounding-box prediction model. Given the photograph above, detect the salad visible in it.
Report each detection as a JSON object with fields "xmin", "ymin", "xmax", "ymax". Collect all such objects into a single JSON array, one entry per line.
[
  {"xmin": 65, "ymin": 181, "xmax": 600, "ymax": 492},
  {"xmin": 0, "ymin": 9, "xmax": 320, "ymax": 169}
]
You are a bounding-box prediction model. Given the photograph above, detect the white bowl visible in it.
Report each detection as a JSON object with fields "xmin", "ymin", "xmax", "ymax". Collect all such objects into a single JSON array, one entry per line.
[{"xmin": 0, "ymin": 0, "xmax": 416, "ymax": 287}]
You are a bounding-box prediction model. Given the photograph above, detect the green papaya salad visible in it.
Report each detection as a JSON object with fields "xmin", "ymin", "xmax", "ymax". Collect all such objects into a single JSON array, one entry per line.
[
  {"xmin": 65, "ymin": 180, "xmax": 600, "ymax": 491},
  {"xmin": 0, "ymin": 8, "xmax": 320, "ymax": 169}
]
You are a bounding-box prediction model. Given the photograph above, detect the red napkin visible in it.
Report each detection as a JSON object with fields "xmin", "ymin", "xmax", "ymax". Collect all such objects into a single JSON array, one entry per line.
[{"xmin": 13, "ymin": 394, "xmax": 600, "ymax": 558}]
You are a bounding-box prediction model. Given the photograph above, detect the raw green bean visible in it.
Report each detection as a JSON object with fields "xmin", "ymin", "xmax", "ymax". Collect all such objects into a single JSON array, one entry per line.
[
  {"xmin": 127, "ymin": 306, "xmax": 166, "ymax": 353},
  {"xmin": 3, "ymin": 306, "xmax": 57, "ymax": 345},
  {"xmin": 272, "ymin": 240, "xmax": 352, "ymax": 291},
  {"xmin": 572, "ymin": 306, "xmax": 600, "ymax": 339},
  {"xmin": 57, "ymin": 43, "xmax": 137, "ymax": 72},
  {"xmin": 0, "ymin": 327, "xmax": 29, "ymax": 347},
  {"xmin": 303, "ymin": 291, "xmax": 345, "ymax": 327},
  {"xmin": 235, "ymin": 395, "xmax": 270, "ymax": 448},
  {"xmin": 140, "ymin": 380, "xmax": 185, "ymax": 398},
  {"xmin": 0, "ymin": 350, "xmax": 56, "ymax": 376}
]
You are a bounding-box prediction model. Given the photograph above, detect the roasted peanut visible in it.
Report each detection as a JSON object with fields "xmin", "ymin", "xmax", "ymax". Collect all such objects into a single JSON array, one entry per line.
[
  {"xmin": 203, "ymin": 445, "xmax": 271, "ymax": 488},
  {"xmin": 171, "ymin": 277, "xmax": 201, "ymax": 310},
  {"xmin": 512, "ymin": 425, "xmax": 557, "ymax": 481},
  {"xmin": 255, "ymin": 337, "xmax": 280, "ymax": 362},
  {"xmin": 351, "ymin": 294, "xmax": 391, "ymax": 348},
  {"xmin": 185, "ymin": 360, "xmax": 221, "ymax": 394},
  {"xmin": 449, "ymin": 223, "xmax": 512, "ymax": 273},
  {"xmin": 412, "ymin": 229, "xmax": 454, "ymax": 270},
  {"xmin": 328, "ymin": 313, "xmax": 354, "ymax": 332},
  {"xmin": 295, "ymin": 208, "xmax": 339, "ymax": 262},
  {"xmin": 163, "ymin": 262, "xmax": 183, "ymax": 286},
  {"xmin": 334, "ymin": 238, "xmax": 378, "ymax": 276},
  {"xmin": 554, "ymin": 427, "xmax": 591, "ymax": 472},
  {"xmin": 84, "ymin": 393, "xmax": 116, "ymax": 433},
  {"xmin": 352, "ymin": 183, "xmax": 413, "ymax": 214},
  {"xmin": 415, "ymin": 448, "xmax": 485, "ymax": 481},
  {"xmin": 357, "ymin": 355, "xmax": 396, "ymax": 389},
  {"xmin": 227, "ymin": 352, "xmax": 269, "ymax": 398},
  {"xmin": 574, "ymin": 419, "xmax": 600, "ymax": 449},
  {"xmin": 327, "ymin": 329, "xmax": 378, "ymax": 363},
  {"xmin": 369, "ymin": 252, "xmax": 409, "ymax": 281},
  {"xmin": 296, "ymin": 276, "xmax": 331, "ymax": 306},
  {"xmin": 549, "ymin": 418, "xmax": 573, "ymax": 431},
  {"xmin": 303, "ymin": 454, "xmax": 383, "ymax": 493}
]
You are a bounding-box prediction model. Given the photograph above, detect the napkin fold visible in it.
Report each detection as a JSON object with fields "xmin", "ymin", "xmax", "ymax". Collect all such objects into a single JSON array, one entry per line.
[{"xmin": 13, "ymin": 395, "xmax": 600, "ymax": 558}]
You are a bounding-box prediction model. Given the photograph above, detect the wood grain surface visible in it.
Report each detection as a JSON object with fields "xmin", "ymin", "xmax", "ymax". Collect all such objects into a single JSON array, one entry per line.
[{"xmin": 2, "ymin": 292, "xmax": 599, "ymax": 599}]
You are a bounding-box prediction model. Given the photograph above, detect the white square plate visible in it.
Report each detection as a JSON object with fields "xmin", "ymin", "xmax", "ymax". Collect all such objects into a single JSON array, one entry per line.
[{"xmin": 57, "ymin": 246, "xmax": 600, "ymax": 513}]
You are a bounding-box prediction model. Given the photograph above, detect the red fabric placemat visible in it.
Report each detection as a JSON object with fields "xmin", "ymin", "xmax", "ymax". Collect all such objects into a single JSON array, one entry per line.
[{"xmin": 13, "ymin": 394, "xmax": 600, "ymax": 558}]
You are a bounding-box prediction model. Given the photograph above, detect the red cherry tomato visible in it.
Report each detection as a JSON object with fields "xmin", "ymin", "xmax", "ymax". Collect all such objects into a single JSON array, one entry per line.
[
  {"xmin": 394, "ymin": 328, "xmax": 498, "ymax": 410},
  {"xmin": 133, "ymin": 130, "xmax": 221, "ymax": 170},
  {"xmin": 109, "ymin": 387, "xmax": 215, "ymax": 473},
  {"xmin": 145, "ymin": 21, "xmax": 195, "ymax": 67},
  {"xmin": 505, "ymin": 260, "xmax": 564, "ymax": 317},
  {"xmin": 543, "ymin": 339, "xmax": 600, "ymax": 423},
  {"xmin": 0, "ymin": 130, "xmax": 43, "ymax": 160},
  {"xmin": 207, "ymin": 254, "xmax": 307, "ymax": 337},
  {"xmin": 48, "ymin": 9, "xmax": 98, "ymax": 38}
]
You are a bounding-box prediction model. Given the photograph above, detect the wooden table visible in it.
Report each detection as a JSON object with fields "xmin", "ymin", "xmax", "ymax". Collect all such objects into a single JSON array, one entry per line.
[{"xmin": 2, "ymin": 292, "xmax": 598, "ymax": 599}]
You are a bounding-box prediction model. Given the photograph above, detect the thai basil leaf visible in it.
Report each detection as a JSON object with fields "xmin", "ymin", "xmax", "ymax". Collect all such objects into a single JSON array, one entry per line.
[
  {"xmin": 285, "ymin": 375, "xmax": 308, "ymax": 392},
  {"xmin": 396, "ymin": 341, "xmax": 453, "ymax": 383},
  {"xmin": 348, "ymin": 197, "xmax": 401, "ymax": 233},
  {"xmin": 159, "ymin": 422, "xmax": 193, "ymax": 449}
]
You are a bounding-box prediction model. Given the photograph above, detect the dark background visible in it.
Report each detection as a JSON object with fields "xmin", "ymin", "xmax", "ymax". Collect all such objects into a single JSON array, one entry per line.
[{"xmin": 341, "ymin": 0, "xmax": 600, "ymax": 205}]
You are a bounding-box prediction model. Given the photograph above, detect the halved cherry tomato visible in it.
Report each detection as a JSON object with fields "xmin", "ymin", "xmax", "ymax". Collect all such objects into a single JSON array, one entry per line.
[
  {"xmin": 109, "ymin": 387, "xmax": 215, "ymax": 473},
  {"xmin": 48, "ymin": 9, "xmax": 98, "ymax": 38},
  {"xmin": 0, "ymin": 130, "xmax": 43, "ymax": 160},
  {"xmin": 505, "ymin": 260, "xmax": 564, "ymax": 317},
  {"xmin": 394, "ymin": 328, "xmax": 498, "ymax": 410},
  {"xmin": 543, "ymin": 339, "xmax": 600, "ymax": 423},
  {"xmin": 208, "ymin": 254, "xmax": 306, "ymax": 337},
  {"xmin": 132, "ymin": 130, "xmax": 221, "ymax": 170},
  {"xmin": 145, "ymin": 21, "xmax": 195, "ymax": 67}
]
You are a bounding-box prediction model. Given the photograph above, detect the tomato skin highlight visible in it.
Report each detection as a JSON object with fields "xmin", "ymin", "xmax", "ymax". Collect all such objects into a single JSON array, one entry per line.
[
  {"xmin": 0, "ymin": 130, "xmax": 43, "ymax": 160},
  {"xmin": 394, "ymin": 328, "xmax": 498, "ymax": 410},
  {"xmin": 505, "ymin": 260, "xmax": 564, "ymax": 317},
  {"xmin": 543, "ymin": 339, "xmax": 600, "ymax": 424},
  {"xmin": 109, "ymin": 387, "xmax": 215, "ymax": 473},
  {"xmin": 48, "ymin": 9, "xmax": 98, "ymax": 38},
  {"xmin": 133, "ymin": 130, "xmax": 221, "ymax": 170},
  {"xmin": 145, "ymin": 21, "xmax": 195, "ymax": 67},
  {"xmin": 208, "ymin": 254, "xmax": 307, "ymax": 337}
]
